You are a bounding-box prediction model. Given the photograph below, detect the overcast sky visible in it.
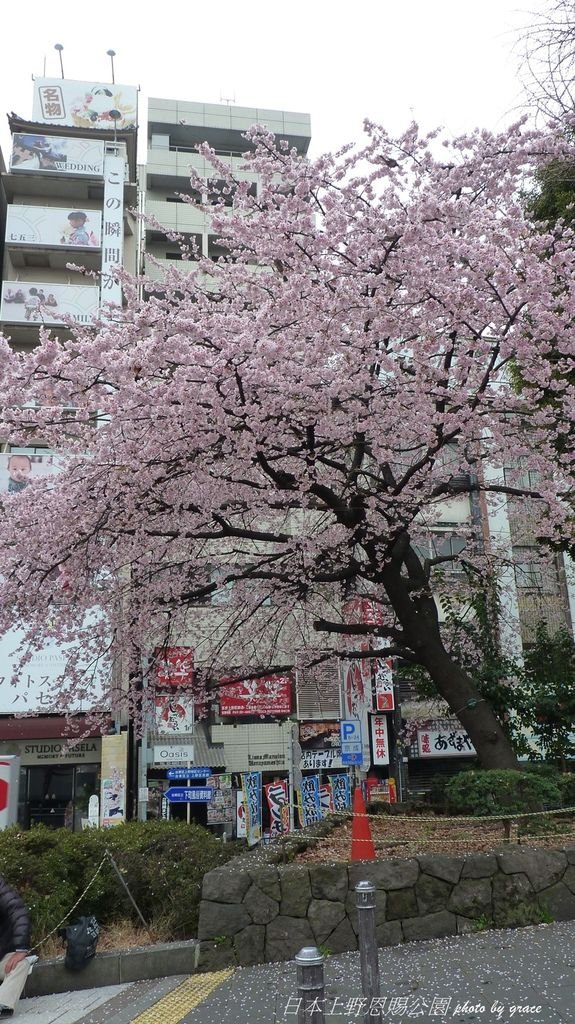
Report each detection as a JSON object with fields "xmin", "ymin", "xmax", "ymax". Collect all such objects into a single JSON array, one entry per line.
[{"xmin": 0, "ymin": 0, "xmax": 544, "ymax": 161}]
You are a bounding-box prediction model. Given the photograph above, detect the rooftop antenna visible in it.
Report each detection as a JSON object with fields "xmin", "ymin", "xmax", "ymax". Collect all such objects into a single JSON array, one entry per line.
[
  {"xmin": 107, "ymin": 49, "xmax": 116, "ymax": 84},
  {"xmin": 54, "ymin": 43, "xmax": 65, "ymax": 79}
]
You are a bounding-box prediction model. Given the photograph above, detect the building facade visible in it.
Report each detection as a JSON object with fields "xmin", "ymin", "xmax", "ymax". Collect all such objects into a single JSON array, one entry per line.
[{"xmin": 0, "ymin": 76, "xmax": 139, "ymax": 829}]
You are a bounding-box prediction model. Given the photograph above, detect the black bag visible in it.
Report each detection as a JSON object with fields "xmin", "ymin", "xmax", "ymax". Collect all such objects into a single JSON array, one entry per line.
[{"xmin": 58, "ymin": 915, "xmax": 100, "ymax": 971}]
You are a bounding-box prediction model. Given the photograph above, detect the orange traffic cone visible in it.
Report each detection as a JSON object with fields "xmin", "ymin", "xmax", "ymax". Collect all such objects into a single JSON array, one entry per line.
[{"xmin": 351, "ymin": 786, "xmax": 376, "ymax": 861}]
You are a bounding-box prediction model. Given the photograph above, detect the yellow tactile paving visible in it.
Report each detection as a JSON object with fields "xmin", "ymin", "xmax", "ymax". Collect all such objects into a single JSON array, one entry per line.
[{"xmin": 130, "ymin": 969, "xmax": 235, "ymax": 1024}]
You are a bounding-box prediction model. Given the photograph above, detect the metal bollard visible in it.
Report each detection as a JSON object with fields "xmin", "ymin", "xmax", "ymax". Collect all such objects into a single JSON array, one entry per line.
[
  {"xmin": 355, "ymin": 880, "xmax": 382, "ymax": 1024},
  {"xmin": 295, "ymin": 946, "xmax": 326, "ymax": 1024}
]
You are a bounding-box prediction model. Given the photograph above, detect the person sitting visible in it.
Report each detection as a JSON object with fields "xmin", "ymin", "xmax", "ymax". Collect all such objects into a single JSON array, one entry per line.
[{"xmin": 0, "ymin": 876, "xmax": 34, "ymax": 1017}]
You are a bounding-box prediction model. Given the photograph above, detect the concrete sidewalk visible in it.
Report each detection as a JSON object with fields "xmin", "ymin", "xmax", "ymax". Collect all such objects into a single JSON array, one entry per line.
[{"xmin": 13, "ymin": 920, "xmax": 575, "ymax": 1024}]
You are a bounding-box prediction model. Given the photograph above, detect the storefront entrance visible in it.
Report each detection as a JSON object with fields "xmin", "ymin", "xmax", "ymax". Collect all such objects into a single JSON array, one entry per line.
[{"xmin": 19, "ymin": 763, "xmax": 100, "ymax": 831}]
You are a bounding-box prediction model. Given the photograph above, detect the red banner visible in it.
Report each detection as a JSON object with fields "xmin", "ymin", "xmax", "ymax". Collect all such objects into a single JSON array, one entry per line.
[
  {"xmin": 153, "ymin": 647, "xmax": 194, "ymax": 688},
  {"xmin": 219, "ymin": 675, "xmax": 292, "ymax": 716}
]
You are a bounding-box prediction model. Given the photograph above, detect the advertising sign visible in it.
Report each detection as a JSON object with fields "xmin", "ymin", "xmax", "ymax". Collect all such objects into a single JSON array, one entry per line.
[
  {"xmin": 219, "ymin": 675, "xmax": 291, "ymax": 717},
  {"xmin": 370, "ymin": 715, "xmax": 390, "ymax": 766},
  {"xmin": 319, "ymin": 783, "xmax": 333, "ymax": 817},
  {"xmin": 152, "ymin": 744, "xmax": 194, "ymax": 765},
  {"xmin": 0, "ymin": 622, "xmax": 107, "ymax": 713},
  {"xmin": 342, "ymin": 597, "xmax": 383, "ymax": 768},
  {"xmin": 10, "ymin": 134, "xmax": 104, "ymax": 176},
  {"xmin": 299, "ymin": 774, "xmax": 322, "ymax": 827},
  {"xmin": 299, "ymin": 720, "xmax": 343, "ymax": 770},
  {"xmin": 101, "ymin": 152, "xmax": 125, "ymax": 307},
  {"xmin": 32, "ymin": 79, "xmax": 138, "ymax": 131},
  {"xmin": 328, "ymin": 773, "xmax": 351, "ymax": 811},
  {"xmin": 100, "ymin": 733, "xmax": 127, "ymax": 828},
  {"xmin": 207, "ymin": 774, "xmax": 234, "ymax": 825},
  {"xmin": 154, "ymin": 693, "xmax": 194, "ymax": 735},
  {"xmin": 0, "ymin": 757, "xmax": 20, "ymax": 829},
  {"xmin": 417, "ymin": 729, "xmax": 476, "ymax": 757},
  {"xmin": 1, "ymin": 282, "xmax": 99, "ymax": 326},
  {"xmin": 374, "ymin": 657, "xmax": 395, "ymax": 712},
  {"xmin": 6, "ymin": 205, "xmax": 101, "ymax": 249},
  {"xmin": 153, "ymin": 647, "xmax": 194, "ymax": 688},
  {"xmin": 241, "ymin": 771, "xmax": 262, "ymax": 846},
  {"xmin": 6, "ymin": 740, "xmax": 101, "ymax": 765},
  {"xmin": 300, "ymin": 750, "xmax": 343, "ymax": 770},
  {"xmin": 0, "ymin": 450, "xmax": 57, "ymax": 493},
  {"xmin": 0, "ymin": 454, "xmax": 109, "ymax": 712},
  {"xmin": 236, "ymin": 790, "xmax": 247, "ymax": 838},
  {"xmin": 264, "ymin": 779, "xmax": 290, "ymax": 837}
]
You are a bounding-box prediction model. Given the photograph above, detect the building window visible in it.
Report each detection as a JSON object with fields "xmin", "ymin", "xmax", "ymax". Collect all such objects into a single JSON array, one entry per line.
[
  {"xmin": 151, "ymin": 134, "xmax": 170, "ymax": 150},
  {"xmin": 513, "ymin": 547, "xmax": 553, "ymax": 590}
]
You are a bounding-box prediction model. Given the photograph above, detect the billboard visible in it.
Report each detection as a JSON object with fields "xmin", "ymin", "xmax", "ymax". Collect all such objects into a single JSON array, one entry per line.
[
  {"xmin": 0, "ymin": 450, "xmax": 57, "ymax": 493},
  {"xmin": 0, "ymin": 453, "xmax": 108, "ymax": 712},
  {"xmin": 154, "ymin": 693, "xmax": 194, "ymax": 735},
  {"xmin": 219, "ymin": 675, "xmax": 291, "ymax": 717},
  {"xmin": 153, "ymin": 647, "xmax": 194, "ymax": 688},
  {"xmin": 10, "ymin": 134, "xmax": 104, "ymax": 177},
  {"xmin": 32, "ymin": 79, "xmax": 138, "ymax": 131},
  {"xmin": 1, "ymin": 282, "xmax": 100, "ymax": 326},
  {"xmin": 6, "ymin": 205, "xmax": 101, "ymax": 249}
]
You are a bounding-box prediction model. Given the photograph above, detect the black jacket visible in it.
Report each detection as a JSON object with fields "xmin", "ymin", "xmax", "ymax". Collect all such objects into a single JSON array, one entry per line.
[{"xmin": 0, "ymin": 878, "xmax": 30, "ymax": 960}]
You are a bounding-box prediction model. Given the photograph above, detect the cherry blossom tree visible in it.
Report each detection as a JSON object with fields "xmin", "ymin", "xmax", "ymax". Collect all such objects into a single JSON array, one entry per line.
[{"xmin": 0, "ymin": 120, "xmax": 574, "ymax": 768}]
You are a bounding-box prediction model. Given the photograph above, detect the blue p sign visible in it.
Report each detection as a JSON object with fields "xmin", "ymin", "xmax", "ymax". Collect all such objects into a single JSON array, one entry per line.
[{"xmin": 342, "ymin": 722, "xmax": 355, "ymax": 740}]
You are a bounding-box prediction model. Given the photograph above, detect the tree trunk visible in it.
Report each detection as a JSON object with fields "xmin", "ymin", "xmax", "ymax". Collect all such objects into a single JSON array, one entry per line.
[
  {"xmin": 381, "ymin": 549, "xmax": 520, "ymax": 770},
  {"xmin": 418, "ymin": 640, "xmax": 520, "ymax": 770}
]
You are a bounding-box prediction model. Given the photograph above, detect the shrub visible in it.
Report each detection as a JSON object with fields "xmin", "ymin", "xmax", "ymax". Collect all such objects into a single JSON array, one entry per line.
[
  {"xmin": 0, "ymin": 821, "xmax": 240, "ymax": 947},
  {"xmin": 444, "ymin": 769, "xmax": 563, "ymax": 817}
]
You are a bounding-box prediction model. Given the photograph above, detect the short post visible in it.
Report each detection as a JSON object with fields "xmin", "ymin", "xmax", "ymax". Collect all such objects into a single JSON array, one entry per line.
[
  {"xmin": 295, "ymin": 946, "xmax": 325, "ymax": 1024},
  {"xmin": 355, "ymin": 880, "xmax": 382, "ymax": 1024}
]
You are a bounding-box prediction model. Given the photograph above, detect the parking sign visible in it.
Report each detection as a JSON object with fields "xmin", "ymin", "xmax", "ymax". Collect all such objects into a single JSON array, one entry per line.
[{"xmin": 340, "ymin": 720, "xmax": 363, "ymax": 764}]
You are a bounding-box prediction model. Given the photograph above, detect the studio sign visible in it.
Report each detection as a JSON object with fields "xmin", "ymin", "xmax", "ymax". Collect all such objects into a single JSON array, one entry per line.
[{"xmin": 19, "ymin": 740, "xmax": 101, "ymax": 764}]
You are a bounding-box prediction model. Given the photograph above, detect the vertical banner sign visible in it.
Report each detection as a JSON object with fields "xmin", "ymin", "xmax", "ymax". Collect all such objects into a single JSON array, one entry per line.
[
  {"xmin": 0, "ymin": 757, "xmax": 20, "ymax": 829},
  {"xmin": 264, "ymin": 780, "xmax": 290, "ymax": 838},
  {"xmin": 374, "ymin": 656, "xmax": 395, "ymax": 711},
  {"xmin": 241, "ymin": 771, "xmax": 262, "ymax": 846},
  {"xmin": 370, "ymin": 715, "xmax": 390, "ymax": 765},
  {"xmin": 236, "ymin": 790, "xmax": 247, "ymax": 838},
  {"xmin": 100, "ymin": 732, "xmax": 128, "ymax": 828},
  {"xmin": 101, "ymin": 151, "xmax": 125, "ymax": 308},
  {"xmin": 328, "ymin": 773, "xmax": 351, "ymax": 811},
  {"xmin": 299, "ymin": 775, "xmax": 322, "ymax": 827},
  {"xmin": 319, "ymin": 783, "xmax": 333, "ymax": 817}
]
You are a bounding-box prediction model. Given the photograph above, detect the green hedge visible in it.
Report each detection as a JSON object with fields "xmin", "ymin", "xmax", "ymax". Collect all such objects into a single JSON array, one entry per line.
[
  {"xmin": 0, "ymin": 821, "xmax": 240, "ymax": 945},
  {"xmin": 444, "ymin": 768, "xmax": 564, "ymax": 817}
]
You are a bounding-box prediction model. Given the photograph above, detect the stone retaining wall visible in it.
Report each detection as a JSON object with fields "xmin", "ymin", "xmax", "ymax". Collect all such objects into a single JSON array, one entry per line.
[{"xmin": 197, "ymin": 846, "xmax": 575, "ymax": 969}]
